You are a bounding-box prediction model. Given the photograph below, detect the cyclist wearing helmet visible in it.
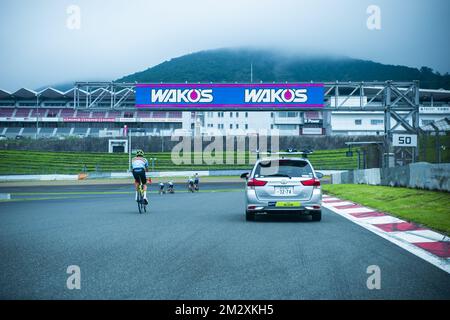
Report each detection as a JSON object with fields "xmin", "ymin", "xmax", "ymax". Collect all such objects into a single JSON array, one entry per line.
[{"xmin": 132, "ymin": 149, "xmax": 149, "ymax": 204}]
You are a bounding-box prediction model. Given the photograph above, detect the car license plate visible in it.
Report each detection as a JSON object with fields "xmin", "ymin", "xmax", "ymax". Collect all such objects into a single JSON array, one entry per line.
[
  {"xmin": 274, "ymin": 187, "xmax": 294, "ymax": 196},
  {"xmin": 275, "ymin": 201, "xmax": 301, "ymax": 207}
]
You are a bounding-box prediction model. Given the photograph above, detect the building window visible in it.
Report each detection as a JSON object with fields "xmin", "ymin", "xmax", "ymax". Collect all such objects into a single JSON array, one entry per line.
[
  {"xmin": 230, "ymin": 112, "xmax": 233, "ymax": 118},
  {"xmin": 230, "ymin": 124, "xmax": 233, "ymax": 129},
  {"xmin": 236, "ymin": 112, "xmax": 239, "ymax": 118},
  {"xmin": 271, "ymin": 112, "xmax": 274, "ymax": 118},
  {"xmin": 236, "ymin": 124, "xmax": 239, "ymax": 129},
  {"xmin": 355, "ymin": 119, "xmax": 362, "ymax": 125},
  {"xmin": 421, "ymin": 119, "xmax": 433, "ymax": 125},
  {"xmin": 245, "ymin": 124, "xmax": 248, "ymax": 129},
  {"xmin": 370, "ymin": 119, "xmax": 383, "ymax": 125},
  {"xmin": 245, "ymin": 112, "xmax": 248, "ymax": 118},
  {"xmin": 270, "ymin": 124, "xmax": 274, "ymax": 129}
]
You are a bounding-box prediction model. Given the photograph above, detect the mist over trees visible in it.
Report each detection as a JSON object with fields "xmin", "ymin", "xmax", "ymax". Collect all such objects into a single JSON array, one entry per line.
[{"xmin": 117, "ymin": 48, "xmax": 450, "ymax": 89}]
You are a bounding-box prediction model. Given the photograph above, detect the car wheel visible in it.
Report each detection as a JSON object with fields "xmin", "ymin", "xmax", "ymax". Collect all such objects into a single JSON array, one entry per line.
[
  {"xmin": 311, "ymin": 211, "xmax": 322, "ymax": 222},
  {"xmin": 246, "ymin": 211, "xmax": 255, "ymax": 221}
]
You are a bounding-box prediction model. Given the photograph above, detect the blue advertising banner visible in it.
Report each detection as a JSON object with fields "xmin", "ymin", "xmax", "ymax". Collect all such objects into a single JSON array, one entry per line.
[{"xmin": 135, "ymin": 83, "xmax": 324, "ymax": 110}]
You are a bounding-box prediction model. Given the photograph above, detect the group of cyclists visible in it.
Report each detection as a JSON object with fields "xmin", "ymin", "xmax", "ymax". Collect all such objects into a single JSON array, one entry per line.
[{"xmin": 131, "ymin": 149, "xmax": 200, "ymax": 204}]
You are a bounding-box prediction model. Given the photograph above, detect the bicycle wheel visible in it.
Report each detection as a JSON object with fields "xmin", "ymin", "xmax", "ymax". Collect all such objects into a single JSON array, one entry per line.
[{"xmin": 137, "ymin": 187, "xmax": 143, "ymax": 214}]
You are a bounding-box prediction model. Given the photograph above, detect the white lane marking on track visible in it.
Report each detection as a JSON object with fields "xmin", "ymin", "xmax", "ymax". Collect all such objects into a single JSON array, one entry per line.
[
  {"xmin": 338, "ymin": 207, "xmax": 375, "ymax": 214},
  {"xmin": 322, "ymin": 197, "xmax": 340, "ymax": 200},
  {"xmin": 357, "ymin": 215, "xmax": 405, "ymax": 225},
  {"xmin": 327, "ymin": 201, "xmax": 354, "ymax": 207},
  {"xmin": 390, "ymin": 230, "xmax": 449, "ymax": 243},
  {"xmin": 323, "ymin": 202, "xmax": 450, "ymax": 274}
]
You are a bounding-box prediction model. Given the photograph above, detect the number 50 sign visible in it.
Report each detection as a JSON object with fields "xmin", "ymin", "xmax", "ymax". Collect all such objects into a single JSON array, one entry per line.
[{"xmin": 392, "ymin": 134, "xmax": 418, "ymax": 147}]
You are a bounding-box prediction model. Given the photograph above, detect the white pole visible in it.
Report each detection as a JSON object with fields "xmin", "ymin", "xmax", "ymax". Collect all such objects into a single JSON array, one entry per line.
[{"xmin": 128, "ymin": 130, "xmax": 131, "ymax": 172}]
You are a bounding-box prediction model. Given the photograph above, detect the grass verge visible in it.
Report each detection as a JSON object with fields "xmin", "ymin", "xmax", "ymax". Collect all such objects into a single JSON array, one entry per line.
[{"xmin": 322, "ymin": 184, "xmax": 450, "ymax": 235}]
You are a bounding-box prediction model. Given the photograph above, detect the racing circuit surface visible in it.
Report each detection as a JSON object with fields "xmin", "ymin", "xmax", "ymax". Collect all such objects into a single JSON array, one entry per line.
[{"xmin": 0, "ymin": 182, "xmax": 449, "ymax": 299}]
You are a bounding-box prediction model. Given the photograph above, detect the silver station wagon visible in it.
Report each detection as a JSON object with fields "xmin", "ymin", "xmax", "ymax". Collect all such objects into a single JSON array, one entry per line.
[{"xmin": 241, "ymin": 157, "xmax": 323, "ymax": 221}]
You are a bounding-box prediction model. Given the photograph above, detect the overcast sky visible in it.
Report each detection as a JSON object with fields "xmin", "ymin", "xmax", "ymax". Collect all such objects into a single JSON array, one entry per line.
[{"xmin": 0, "ymin": 0, "xmax": 449, "ymax": 91}]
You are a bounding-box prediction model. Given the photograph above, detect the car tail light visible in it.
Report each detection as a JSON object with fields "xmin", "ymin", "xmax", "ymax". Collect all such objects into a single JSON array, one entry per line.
[
  {"xmin": 301, "ymin": 178, "xmax": 321, "ymax": 187},
  {"xmin": 247, "ymin": 178, "xmax": 267, "ymax": 187}
]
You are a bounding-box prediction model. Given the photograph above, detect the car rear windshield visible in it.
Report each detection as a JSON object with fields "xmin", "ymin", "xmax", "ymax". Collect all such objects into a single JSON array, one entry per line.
[{"xmin": 253, "ymin": 159, "xmax": 313, "ymax": 178}]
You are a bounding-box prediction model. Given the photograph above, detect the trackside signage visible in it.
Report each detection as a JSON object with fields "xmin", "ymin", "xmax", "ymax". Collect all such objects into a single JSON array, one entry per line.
[{"xmin": 135, "ymin": 83, "xmax": 324, "ymax": 110}]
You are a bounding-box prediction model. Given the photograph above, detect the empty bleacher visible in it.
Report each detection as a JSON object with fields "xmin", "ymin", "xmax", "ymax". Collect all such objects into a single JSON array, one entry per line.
[
  {"xmin": 46, "ymin": 109, "xmax": 59, "ymax": 117},
  {"xmin": 55, "ymin": 127, "xmax": 71, "ymax": 136},
  {"xmin": 91, "ymin": 111, "xmax": 105, "ymax": 118},
  {"xmin": 4, "ymin": 127, "xmax": 21, "ymax": 137},
  {"xmin": 21, "ymin": 127, "xmax": 37, "ymax": 137},
  {"xmin": 60, "ymin": 108, "xmax": 76, "ymax": 117},
  {"xmin": 107, "ymin": 111, "xmax": 122, "ymax": 118},
  {"xmin": 0, "ymin": 108, "xmax": 15, "ymax": 117},
  {"xmin": 39, "ymin": 128, "xmax": 55, "ymax": 137},
  {"xmin": 88, "ymin": 128, "xmax": 101, "ymax": 136},
  {"xmin": 72, "ymin": 127, "xmax": 88, "ymax": 136},
  {"xmin": 0, "ymin": 108, "xmax": 181, "ymax": 120},
  {"xmin": 75, "ymin": 110, "xmax": 91, "ymax": 118},
  {"xmin": 15, "ymin": 108, "xmax": 32, "ymax": 117},
  {"xmin": 137, "ymin": 111, "xmax": 152, "ymax": 118}
]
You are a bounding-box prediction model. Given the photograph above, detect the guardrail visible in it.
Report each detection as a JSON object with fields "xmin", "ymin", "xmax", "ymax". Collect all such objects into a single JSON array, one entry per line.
[
  {"xmin": 331, "ymin": 162, "xmax": 450, "ymax": 192},
  {"xmin": 0, "ymin": 170, "xmax": 343, "ymax": 182}
]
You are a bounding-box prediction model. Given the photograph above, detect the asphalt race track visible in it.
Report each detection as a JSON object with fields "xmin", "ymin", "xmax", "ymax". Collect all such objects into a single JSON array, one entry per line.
[{"xmin": 0, "ymin": 183, "xmax": 449, "ymax": 299}]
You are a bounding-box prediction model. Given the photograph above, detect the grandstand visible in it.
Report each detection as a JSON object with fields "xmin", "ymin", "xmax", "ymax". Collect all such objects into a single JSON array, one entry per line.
[
  {"xmin": 0, "ymin": 84, "xmax": 449, "ymax": 139},
  {"xmin": 0, "ymin": 87, "xmax": 186, "ymax": 138}
]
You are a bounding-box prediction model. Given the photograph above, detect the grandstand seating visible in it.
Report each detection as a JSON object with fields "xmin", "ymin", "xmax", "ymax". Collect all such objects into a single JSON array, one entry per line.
[
  {"xmin": 107, "ymin": 111, "xmax": 122, "ymax": 118},
  {"xmin": 0, "ymin": 108, "xmax": 182, "ymax": 119},
  {"xmin": 21, "ymin": 127, "xmax": 37, "ymax": 137},
  {"xmin": 0, "ymin": 108, "xmax": 15, "ymax": 117},
  {"xmin": 72, "ymin": 127, "xmax": 88, "ymax": 135},
  {"xmin": 60, "ymin": 108, "xmax": 76, "ymax": 117},
  {"xmin": 91, "ymin": 111, "xmax": 105, "ymax": 118},
  {"xmin": 88, "ymin": 128, "xmax": 100, "ymax": 136},
  {"xmin": 15, "ymin": 108, "xmax": 32, "ymax": 117},
  {"xmin": 0, "ymin": 107, "xmax": 183, "ymax": 138},
  {"xmin": 46, "ymin": 109, "xmax": 59, "ymax": 117},
  {"xmin": 39, "ymin": 128, "xmax": 55, "ymax": 137},
  {"xmin": 123, "ymin": 111, "xmax": 135, "ymax": 118},
  {"xmin": 75, "ymin": 111, "xmax": 91, "ymax": 118},
  {"xmin": 137, "ymin": 111, "xmax": 152, "ymax": 118},
  {"xmin": 4, "ymin": 127, "xmax": 21, "ymax": 137},
  {"xmin": 55, "ymin": 127, "xmax": 71, "ymax": 136}
]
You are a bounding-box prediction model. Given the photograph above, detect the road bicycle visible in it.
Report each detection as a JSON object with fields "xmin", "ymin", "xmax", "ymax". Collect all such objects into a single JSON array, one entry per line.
[{"xmin": 136, "ymin": 181, "xmax": 147, "ymax": 214}]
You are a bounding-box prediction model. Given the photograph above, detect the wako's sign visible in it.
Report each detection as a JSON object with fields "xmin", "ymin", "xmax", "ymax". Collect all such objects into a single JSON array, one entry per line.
[{"xmin": 135, "ymin": 83, "xmax": 324, "ymax": 110}]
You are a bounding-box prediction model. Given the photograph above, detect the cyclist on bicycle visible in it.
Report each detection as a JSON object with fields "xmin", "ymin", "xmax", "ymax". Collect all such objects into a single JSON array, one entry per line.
[
  {"xmin": 132, "ymin": 149, "xmax": 149, "ymax": 204},
  {"xmin": 187, "ymin": 177, "xmax": 195, "ymax": 192},
  {"xmin": 194, "ymin": 173, "xmax": 200, "ymax": 190}
]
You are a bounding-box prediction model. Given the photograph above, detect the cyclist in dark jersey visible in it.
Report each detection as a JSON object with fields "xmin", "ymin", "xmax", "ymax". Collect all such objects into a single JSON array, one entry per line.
[{"xmin": 131, "ymin": 149, "xmax": 149, "ymax": 204}]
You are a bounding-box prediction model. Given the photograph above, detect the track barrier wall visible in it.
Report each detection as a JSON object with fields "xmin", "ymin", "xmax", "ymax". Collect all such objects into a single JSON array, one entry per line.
[{"xmin": 331, "ymin": 162, "xmax": 450, "ymax": 192}]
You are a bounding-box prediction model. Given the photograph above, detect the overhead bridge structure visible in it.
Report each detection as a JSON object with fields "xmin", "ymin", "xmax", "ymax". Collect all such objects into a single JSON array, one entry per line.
[{"xmin": 73, "ymin": 81, "xmax": 427, "ymax": 166}]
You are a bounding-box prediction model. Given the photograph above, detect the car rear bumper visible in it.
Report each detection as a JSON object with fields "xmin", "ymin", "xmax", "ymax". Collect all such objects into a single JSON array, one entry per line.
[
  {"xmin": 245, "ymin": 189, "xmax": 322, "ymax": 214},
  {"xmin": 246, "ymin": 206, "xmax": 321, "ymax": 215}
]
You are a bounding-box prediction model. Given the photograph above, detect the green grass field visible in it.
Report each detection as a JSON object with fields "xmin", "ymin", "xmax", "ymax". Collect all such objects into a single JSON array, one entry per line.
[
  {"xmin": 322, "ymin": 184, "xmax": 450, "ymax": 235},
  {"xmin": 0, "ymin": 148, "xmax": 359, "ymax": 174}
]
